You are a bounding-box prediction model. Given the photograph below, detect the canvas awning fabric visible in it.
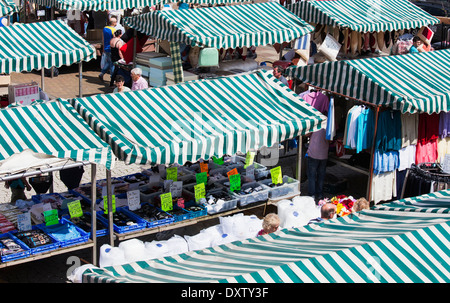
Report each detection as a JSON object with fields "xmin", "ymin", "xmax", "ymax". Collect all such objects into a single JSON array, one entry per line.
[
  {"xmin": 27, "ymin": 0, "xmax": 164, "ymax": 11},
  {"xmin": 0, "ymin": 0, "xmax": 17, "ymax": 17},
  {"xmin": 68, "ymin": 70, "xmax": 326, "ymax": 166},
  {"xmin": 288, "ymin": 0, "xmax": 440, "ymax": 33},
  {"xmin": 0, "ymin": 100, "xmax": 115, "ymax": 175},
  {"xmin": 0, "ymin": 20, "xmax": 96, "ymax": 74},
  {"xmin": 80, "ymin": 189, "xmax": 450, "ymax": 283},
  {"xmin": 123, "ymin": 2, "xmax": 315, "ymax": 49},
  {"xmin": 286, "ymin": 48, "xmax": 450, "ymax": 114}
]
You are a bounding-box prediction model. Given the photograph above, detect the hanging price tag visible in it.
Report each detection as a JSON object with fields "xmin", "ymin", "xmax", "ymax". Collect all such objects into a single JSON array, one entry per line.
[
  {"xmin": 68, "ymin": 200, "xmax": 83, "ymax": 218},
  {"xmin": 194, "ymin": 182, "xmax": 206, "ymax": 202},
  {"xmin": 200, "ymin": 162, "xmax": 209, "ymax": 175},
  {"xmin": 127, "ymin": 190, "xmax": 141, "ymax": 211},
  {"xmin": 212, "ymin": 156, "xmax": 224, "ymax": 165},
  {"xmin": 17, "ymin": 212, "xmax": 32, "ymax": 232},
  {"xmin": 229, "ymin": 173, "xmax": 241, "ymax": 192},
  {"xmin": 43, "ymin": 209, "xmax": 59, "ymax": 226},
  {"xmin": 176, "ymin": 198, "xmax": 185, "ymax": 209},
  {"xmin": 227, "ymin": 168, "xmax": 238, "ymax": 178},
  {"xmin": 160, "ymin": 192, "xmax": 173, "ymax": 212},
  {"xmin": 196, "ymin": 172, "xmax": 208, "ymax": 185},
  {"xmin": 246, "ymin": 164, "xmax": 255, "ymax": 180},
  {"xmin": 103, "ymin": 195, "xmax": 116, "ymax": 214},
  {"xmin": 166, "ymin": 167, "xmax": 178, "ymax": 181},
  {"xmin": 244, "ymin": 151, "xmax": 255, "ymax": 169},
  {"xmin": 270, "ymin": 166, "xmax": 283, "ymax": 185}
]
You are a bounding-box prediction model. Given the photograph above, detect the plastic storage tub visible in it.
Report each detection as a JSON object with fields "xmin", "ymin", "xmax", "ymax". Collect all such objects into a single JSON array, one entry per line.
[
  {"xmin": 12, "ymin": 226, "xmax": 60, "ymax": 255},
  {"xmin": 62, "ymin": 212, "xmax": 108, "ymax": 238},
  {"xmin": 97, "ymin": 207, "xmax": 147, "ymax": 234},
  {"xmin": 231, "ymin": 182, "xmax": 270, "ymax": 208},
  {"xmin": 38, "ymin": 218, "xmax": 90, "ymax": 248},
  {"xmin": 259, "ymin": 176, "xmax": 300, "ymax": 199},
  {"xmin": 201, "ymin": 188, "xmax": 239, "ymax": 215},
  {"xmin": 0, "ymin": 233, "xmax": 31, "ymax": 262},
  {"xmin": 123, "ymin": 203, "xmax": 174, "ymax": 228}
]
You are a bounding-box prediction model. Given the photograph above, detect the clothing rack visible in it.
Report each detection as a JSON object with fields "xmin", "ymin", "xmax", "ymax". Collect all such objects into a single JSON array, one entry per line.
[{"xmin": 400, "ymin": 163, "xmax": 450, "ymax": 199}]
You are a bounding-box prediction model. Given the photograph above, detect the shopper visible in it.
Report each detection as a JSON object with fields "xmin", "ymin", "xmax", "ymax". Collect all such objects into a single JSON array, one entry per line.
[
  {"xmin": 113, "ymin": 75, "xmax": 131, "ymax": 93},
  {"xmin": 409, "ymin": 36, "xmax": 423, "ymax": 54},
  {"xmin": 98, "ymin": 17, "xmax": 117, "ymax": 82},
  {"xmin": 306, "ymin": 128, "xmax": 330, "ymax": 202},
  {"xmin": 308, "ymin": 202, "xmax": 336, "ymax": 224},
  {"xmin": 109, "ymin": 29, "xmax": 125, "ymax": 87},
  {"xmin": 5, "ymin": 177, "xmax": 31, "ymax": 204},
  {"xmin": 257, "ymin": 213, "xmax": 280, "ymax": 236},
  {"xmin": 130, "ymin": 67, "xmax": 148, "ymax": 91},
  {"xmin": 272, "ymin": 65, "xmax": 289, "ymax": 86},
  {"xmin": 352, "ymin": 197, "xmax": 370, "ymax": 212}
]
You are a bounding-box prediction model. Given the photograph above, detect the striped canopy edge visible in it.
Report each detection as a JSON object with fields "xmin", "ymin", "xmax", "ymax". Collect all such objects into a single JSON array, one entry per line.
[
  {"xmin": 26, "ymin": 0, "xmax": 167, "ymax": 11},
  {"xmin": 0, "ymin": 100, "xmax": 115, "ymax": 170},
  {"xmin": 68, "ymin": 69, "xmax": 326, "ymax": 166},
  {"xmin": 288, "ymin": 0, "xmax": 440, "ymax": 33},
  {"xmin": 80, "ymin": 189, "xmax": 450, "ymax": 283},
  {"xmin": 286, "ymin": 48, "xmax": 450, "ymax": 114},
  {"xmin": 124, "ymin": 2, "xmax": 315, "ymax": 49},
  {"xmin": 0, "ymin": 20, "xmax": 96, "ymax": 74},
  {"xmin": 0, "ymin": 0, "xmax": 17, "ymax": 17}
]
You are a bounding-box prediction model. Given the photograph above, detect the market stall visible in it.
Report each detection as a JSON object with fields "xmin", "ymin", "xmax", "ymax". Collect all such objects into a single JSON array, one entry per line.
[
  {"xmin": 77, "ymin": 189, "xmax": 450, "ymax": 283},
  {"xmin": 0, "ymin": 20, "xmax": 96, "ymax": 100},
  {"xmin": 287, "ymin": 0, "xmax": 440, "ymax": 60},
  {"xmin": 123, "ymin": 2, "xmax": 315, "ymax": 84},
  {"xmin": 0, "ymin": 99, "xmax": 115, "ymax": 267},
  {"xmin": 65, "ymin": 69, "xmax": 326, "ymax": 245},
  {"xmin": 285, "ymin": 48, "xmax": 450, "ymax": 203}
]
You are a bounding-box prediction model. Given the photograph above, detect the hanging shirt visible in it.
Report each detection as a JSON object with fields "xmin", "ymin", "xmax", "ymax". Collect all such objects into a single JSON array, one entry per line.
[
  {"xmin": 374, "ymin": 110, "xmax": 402, "ymax": 153},
  {"xmin": 401, "ymin": 113, "xmax": 419, "ymax": 148},
  {"xmin": 326, "ymin": 96, "xmax": 335, "ymax": 140},
  {"xmin": 303, "ymin": 91, "xmax": 329, "ymax": 115},
  {"xmin": 398, "ymin": 144, "xmax": 417, "ymax": 171},
  {"xmin": 356, "ymin": 107, "xmax": 375, "ymax": 153},
  {"xmin": 345, "ymin": 106, "xmax": 364, "ymax": 149},
  {"xmin": 373, "ymin": 150, "xmax": 399, "ymax": 175}
]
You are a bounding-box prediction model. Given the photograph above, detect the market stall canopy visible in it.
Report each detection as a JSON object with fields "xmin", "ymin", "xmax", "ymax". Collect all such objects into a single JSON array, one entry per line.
[
  {"xmin": 0, "ymin": 100, "xmax": 115, "ymax": 176},
  {"xmin": 27, "ymin": 0, "xmax": 165, "ymax": 11},
  {"xmin": 286, "ymin": 48, "xmax": 450, "ymax": 114},
  {"xmin": 288, "ymin": 0, "xmax": 440, "ymax": 32},
  {"xmin": 68, "ymin": 70, "xmax": 326, "ymax": 166},
  {"xmin": 80, "ymin": 189, "xmax": 450, "ymax": 283},
  {"xmin": 179, "ymin": 0, "xmax": 248, "ymax": 4},
  {"xmin": 123, "ymin": 2, "xmax": 315, "ymax": 49},
  {"xmin": 0, "ymin": 20, "xmax": 96, "ymax": 74},
  {"xmin": 0, "ymin": 0, "xmax": 17, "ymax": 17}
]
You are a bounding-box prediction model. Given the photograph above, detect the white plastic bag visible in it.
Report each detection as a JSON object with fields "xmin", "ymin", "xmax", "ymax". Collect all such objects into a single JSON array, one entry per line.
[
  {"xmin": 99, "ymin": 244, "xmax": 127, "ymax": 267},
  {"xmin": 119, "ymin": 238, "xmax": 148, "ymax": 263},
  {"xmin": 185, "ymin": 232, "xmax": 214, "ymax": 251}
]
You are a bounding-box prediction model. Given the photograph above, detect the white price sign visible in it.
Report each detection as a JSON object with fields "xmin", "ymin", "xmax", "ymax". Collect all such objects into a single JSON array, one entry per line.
[
  {"xmin": 17, "ymin": 212, "xmax": 32, "ymax": 232},
  {"xmin": 127, "ymin": 189, "xmax": 141, "ymax": 211},
  {"xmin": 170, "ymin": 181, "xmax": 183, "ymax": 198}
]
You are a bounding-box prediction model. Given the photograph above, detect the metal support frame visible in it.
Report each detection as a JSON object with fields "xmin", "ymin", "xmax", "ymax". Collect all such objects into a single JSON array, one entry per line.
[
  {"xmin": 106, "ymin": 169, "xmax": 114, "ymax": 246},
  {"xmin": 79, "ymin": 62, "xmax": 83, "ymax": 98}
]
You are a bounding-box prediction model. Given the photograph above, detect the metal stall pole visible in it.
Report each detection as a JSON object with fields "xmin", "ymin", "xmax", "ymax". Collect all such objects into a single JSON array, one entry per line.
[
  {"xmin": 90, "ymin": 164, "xmax": 98, "ymax": 266},
  {"xmin": 366, "ymin": 105, "xmax": 381, "ymax": 202},
  {"xmin": 296, "ymin": 135, "xmax": 302, "ymax": 192},
  {"xmin": 78, "ymin": 62, "xmax": 83, "ymax": 98},
  {"xmin": 132, "ymin": 29, "xmax": 137, "ymax": 69},
  {"xmin": 106, "ymin": 169, "xmax": 114, "ymax": 246},
  {"xmin": 41, "ymin": 68, "xmax": 45, "ymax": 91}
]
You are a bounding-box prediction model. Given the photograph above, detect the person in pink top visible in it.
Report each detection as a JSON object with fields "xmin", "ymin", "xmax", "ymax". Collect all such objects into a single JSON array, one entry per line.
[
  {"xmin": 130, "ymin": 67, "xmax": 149, "ymax": 91},
  {"xmin": 306, "ymin": 127, "xmax": 330, "ymax": 203}
]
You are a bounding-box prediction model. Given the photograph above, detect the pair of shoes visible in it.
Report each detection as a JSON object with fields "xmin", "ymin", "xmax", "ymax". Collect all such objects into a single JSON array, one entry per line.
[{"xmin": 98, "ymin": 74, "xmax": 104, "ymax": 82}]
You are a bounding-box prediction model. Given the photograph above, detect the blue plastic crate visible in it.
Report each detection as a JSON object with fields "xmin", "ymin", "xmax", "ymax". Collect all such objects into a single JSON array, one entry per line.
[
  {"xmin": 122, "ymin": 203, "xmax": 174, "ymax": 229},
  {"xmin": 62, "ymin": 212, "xmax": 108, "ymax": 238},
  {"xmin": 166, "ymin": 205, "xmax": 190, "ymax": 223},
  {"xmin": 97, "ymin": 207, "xmax": 147, "ymax": 234},
  {"xmin": 0, "ymin": 233, "xmax": 31, "ymax": 262},
  {"xmin": 183, "ymin": 201, "xmax": 207, "ymax": 219},
  {"xmin": 38, "ymin": 218, "xmax": 90, "ymax": 248},
  {"xmin": 31, "ymin": 192, "xmax": 66, "ymax": 205},
  {"xmin": 11, "ymin": 226, "xmax": 60, "ymax": 255}
]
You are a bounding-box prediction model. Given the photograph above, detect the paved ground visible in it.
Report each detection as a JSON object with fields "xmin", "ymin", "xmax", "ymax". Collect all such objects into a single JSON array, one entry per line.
[{"xmin": 0, "ymin": 46, "xmax": 368, "ymax": 283}]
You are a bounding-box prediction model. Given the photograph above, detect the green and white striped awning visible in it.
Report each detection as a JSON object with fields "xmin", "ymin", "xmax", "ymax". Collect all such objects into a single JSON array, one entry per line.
[
  {"xmin": 27, "ymin": 0, "xmax": 164, "ymax": 11},
  {"xmin": 288, "ymin": 0, "xmax": 440, "ymax": 33},
  {"xmin": 180, "ymin": 0, "xmax": 247, "ymax": 4},
  {"xmin": 0, "ymin": 0, "xmax": 17, "ymax": 17},
  {"xmin": 0, "ymin": 20, "xmax": 96, "ymax": 74},
  {"xmin": 69, "ymin": 70, "xmax": 326, "ymax": 166},
  {"xmin": 80, "ymin": 189, "xmax": 450, "ymax": 283},
  {"xmin": 286, "ymin": 48, "xmax": 450, "ymax": 114},
  {"xmin": 124, "ymin": 2, "xmax": 315, "ymax": 49},
  {"xmin": 0, "ymin": 100, "xmax": 114, "ymax": 171}
]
